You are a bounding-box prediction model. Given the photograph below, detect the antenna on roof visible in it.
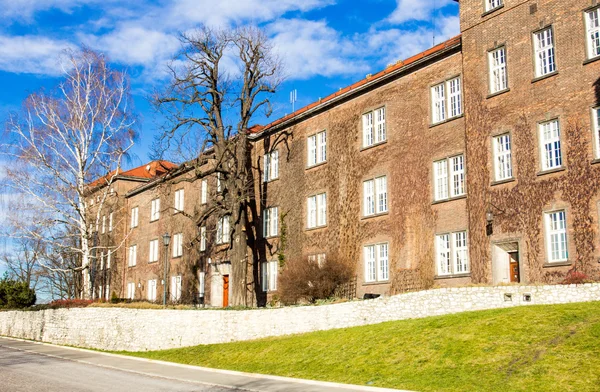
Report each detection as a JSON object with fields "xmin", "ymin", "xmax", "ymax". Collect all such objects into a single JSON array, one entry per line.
[
  {"xmin": 432, "ymin": 0, "xmax": 439, "ymax": 46},
  {"xmin": 290, "ymin": 89, "xmax": 297, "ymax": 112}
]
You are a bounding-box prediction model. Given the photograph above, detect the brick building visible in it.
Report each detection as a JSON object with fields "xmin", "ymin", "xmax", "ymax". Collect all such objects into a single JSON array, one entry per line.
[{"xmin": 88, "ymin": 0, "xmax": 600, "ymax": 306}]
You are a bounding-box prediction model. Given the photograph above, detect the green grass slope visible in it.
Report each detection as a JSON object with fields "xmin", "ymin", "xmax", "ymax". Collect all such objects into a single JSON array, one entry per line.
[{"xmin": 122, "ymin": 302, "xmax": 600, "ymax": 392}]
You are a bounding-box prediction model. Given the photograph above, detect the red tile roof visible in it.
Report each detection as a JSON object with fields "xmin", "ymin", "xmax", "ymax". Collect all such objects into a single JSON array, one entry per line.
[
  {"xmin": 88, "ymin": 160, "xmax": 178, "ymax": 189},
  {"xmin": 249, "ymin": 34, "xmax": 462, "ymax": 136}
]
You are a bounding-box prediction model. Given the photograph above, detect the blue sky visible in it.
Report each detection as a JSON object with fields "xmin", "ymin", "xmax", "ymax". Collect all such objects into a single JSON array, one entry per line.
[{"xmin": 0, "ymin": 0, "xmax": 459, "ymax": 168}]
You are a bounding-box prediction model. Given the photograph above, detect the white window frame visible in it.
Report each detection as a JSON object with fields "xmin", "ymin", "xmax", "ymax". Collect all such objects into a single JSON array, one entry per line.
[
  {"xmin": 263, "ymin": 149, "xmax": 279, "ymax": 182},
  {"xmin": 127, "ymin": 282, "xmax": 135, "ymax": 300},
  {"xmin": 436, "ymin": 231, "xmax": 469, "ymax": 276},
  {"xmin": 170, "ymin": 275, "xmax": 182, "ymax": 302},
  {"xmin": 431, "ymin": 77, "xmax": 462, "ymax": 125},
  {"xmin": 493, "ymin": 134, "xmax": 513, "ymax": 181},
  {"xmin": 99, "ymin": 251, "xmax": 105, "ymax": 270},
  {"xmin": 200, "ymin": 226, "xmax": 207, "ymax": 252},
  {"xmin": 539, "ymin": 119, "xmax": 562, "ymax": 171},
  {"xmin": 433, "ymin": 154, "xmax": 466, "ymax": 201},
  {"xmin": 488, "ymin": 46, "xmax": 508, "ymax": 94},
  {"xmin": 149, "ymin": 239, "xmax": 159, "ymax": 263},
  {"xmin": 105, "ymin": 284, "xmax": 110, "ymax": 301},
  {"xmin": 147, "ymin": 279, "xmax": 157, "ymax": 302},
  {"xmin": 592, "ymin": 107, "xmax": 600, "ymax": 159},
  {"xmin": 101, "ymin": 215, "xmax": 106, "ymax": 234},
  {"xmin": 217, "ymin": 172, "xmax": 222, "ymax": 193},
  {"xmin": 174, "ymin": 189, "xmax": 184, "ymax": 213},
  {"xmin": 261, "ymin": 261, "xmax": 279, "ymax": 292},
  {"xmin": 263, "ymin": 206, "xmax": 279, "ymax": 238},
  {"xmin": 106, "ymin": 250, "xmax": 111, "ymax": 269},
  {"xmin": 108, "ymin": 212, "xmax": 113, "ymax": 232},
  {"xmin": 363, "ymin": 242, "xmax": 389, "ymax": 283},
  {"xmin": 307, "ymin": 130, "xmax": 327, "ymax": 167},
  {"xmin": 307, "ymin": 193, "xmax": 327, "ymax": 229},
  {"xmin": 362, "ymin": 107, "xmax": 386, "ymax": 148},
  {"xmin": 172, "ymin": 233, "xmax": 183, "ymax": 257},
  {"xmin": 533, "ymin": 27, "xmax": 556, "ymax": 78},
  {"xmin": 150, "ymin": 198, "xmax": 160, "ymax": 221},
  {"xmin": 308, "ymin": 253, "xmax": 327, "ymax": 267},
  {"xmin": 128, "ymin": 245, "xmax": 137, "ymax": 267},
  {"xmin": 201, "ymin": 179, "xmax": 208, "ymax": 204},
  {"xmin": 485, "ymin": 0, "xmax": 503, "ymax": 12},
  {"xmin": 363, "ymin": 176, "xmax": 388, "ymax": 217},
  {"xmin": 130, "ymin": 207, "xmax": 139, "ymax": 228},
  {"xmin": 586, "ymin": 8, "xmax": 600, "ymax": 59},
  {"xmin": 216, "ymin": 216, "xmax": 230, "ymax": 244},
  {"xmin": 544, "ymin": 210, "xmax": 568, "ymax": 263}
]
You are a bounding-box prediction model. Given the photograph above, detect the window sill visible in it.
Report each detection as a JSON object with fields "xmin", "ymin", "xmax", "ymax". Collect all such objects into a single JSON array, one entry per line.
[
  {"xmin": 432, "ymin": 194, "xmax": 467, "ymax": 205},
  {"xmin": 434, "ymin": 273, "xmax": 471, "ymax": 280},
  {"xmin": 583, "ymin": 56, "xmax": 600, "ymax": 66},
  {"xmin": 362, "ymin": 280, "xmax": 390, "ymax": 286},
  {"xmin": 543, "ymin": 261, "xmax": 571, "ymax": 268},
  {"xmin": 481, "ymin": 4, "xmax": 504, "ymax": 17},
  {"xmin": 591, "ymin": 158, "xmax": 600, "ymax": 165},
  {"xmin": 306, "ymin": 225, "xmax": 327, "ymax": 232},
  {"xmin": 361, "ymin": 211, "xmax": 389, "ymax": 221},
  {"xmin": 531, "ymin": 71, "xmax": 558, "ymax": 84},
  {"xmin": 360, "ymin": 140, "xmax": 387, "ymax": 152},
  {"xmin": 491, "ymin": 177, "xmax": 516, "ymax": 186},
  {"xmin": 128, "ymin": 265, "xmax": 136, "ymax": 269},
  {"xmin": 150, "ymin": 219, "xmax": 159, "ymax": 223},
  {"xmin": 263, "ymin": 235, "xmax": 279, "ymax": 240},
  {"xmin": 306, "ymin": 161, "xmax": 327, "ymax": 171},
  {"xmin": 429, "ymin": 113, "xmax": 464, "ymax": 129},
  {"xmin": 172, "ymin": 255, "xmax": 183, "ymax": 259},
  {"xmin": 487, "ymin": 88, "xmax": 510, "ymax": 99},
  {"xmin": 263, "ymin": 177, "xmax": 280, "ymax": 184},
  {"xmin": 536, "ymin": 166, "xmax": 566, "ymax": 177}
]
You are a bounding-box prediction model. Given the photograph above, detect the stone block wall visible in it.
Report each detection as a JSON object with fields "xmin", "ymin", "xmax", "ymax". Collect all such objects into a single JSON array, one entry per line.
[{"xmin": 1, "ymin": 284, "xmax": 599, "ymax": 352}]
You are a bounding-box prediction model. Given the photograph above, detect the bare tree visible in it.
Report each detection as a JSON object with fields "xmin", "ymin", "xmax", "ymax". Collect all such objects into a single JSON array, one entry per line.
[
  {"xmin": 1, "ymin": 237, "xmax": 43, "ymax": 289},
  {"xmin": 155, "ymin": 27, "xmax": 281, "ymax": 306},
  {"xmin": 1, "ymin": 48, "xmax": 137, "ymax": 299}
]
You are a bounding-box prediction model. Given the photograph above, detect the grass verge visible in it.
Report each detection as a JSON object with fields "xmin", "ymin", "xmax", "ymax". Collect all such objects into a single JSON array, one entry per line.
[{"xmin": 118, "ymin": 301, "xmax": 600, "ymax": 392}]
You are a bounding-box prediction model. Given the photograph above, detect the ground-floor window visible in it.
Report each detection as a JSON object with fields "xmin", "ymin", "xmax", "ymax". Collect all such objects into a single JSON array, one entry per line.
[
  {"xmin": 364, "ymin": 242, "xmax": 389, "ymax": 283},
  {"xmin": 436, "ymin": 231, "xmax": 469, "ymax": 276},
  {"xmin": 544, "ymin": 210, "xmax": 568, "ymax": 263},
  {"xmin": 170, "ymin": 275, "xmax": 182, "ymax": 302},
  {"xmin": 127, "ymin": 282, "xmax": 135, "ymax": 300},
  {"xmin": 261, "ymin": 261, "xmax": 278, "ymax": 292},
  {"xmin": 147, "ymin": 279, "xmax": 157, "ymax": 302}
]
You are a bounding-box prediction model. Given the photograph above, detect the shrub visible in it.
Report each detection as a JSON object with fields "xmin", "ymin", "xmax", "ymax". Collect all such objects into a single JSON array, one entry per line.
[
  {"xmin": 47, "ymin": 299, "xmax": 93, "ymax": 309},
  {"xmin": 0, "ymin": 278, "xmax": 36, "ymax": 309},
  {"xmin": 562, "ymin": 269, "xmax": 589, "ymax": 285},
  {"xmin": 278, "ymin": 257, "xmax": 353, "ymax": 305}
]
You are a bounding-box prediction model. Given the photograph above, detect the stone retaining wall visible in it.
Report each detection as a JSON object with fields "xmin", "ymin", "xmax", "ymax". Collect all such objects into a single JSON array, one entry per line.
[{"xmin": 1, "ymin": 284, "xmax": 599, "ymax": 351}]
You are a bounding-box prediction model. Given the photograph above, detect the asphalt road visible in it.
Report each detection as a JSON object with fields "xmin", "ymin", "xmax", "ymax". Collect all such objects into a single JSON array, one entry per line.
[{"xmin": 0, "ymin": 337, "xmax": 408, "ymax": 392}]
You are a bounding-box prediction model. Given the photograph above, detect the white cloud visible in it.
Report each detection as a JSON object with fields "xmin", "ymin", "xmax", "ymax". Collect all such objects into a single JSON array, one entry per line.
[
  {"xmin": 387, "ymin": 0, "xmax": 454, "ymax": 24},
  {"xmin": 0, "ymin": 35, "xmax": 73, "ymax": 75},
  {"xmin": 0, "ymin": 0, "xmax": 117, "ymax": 22}
]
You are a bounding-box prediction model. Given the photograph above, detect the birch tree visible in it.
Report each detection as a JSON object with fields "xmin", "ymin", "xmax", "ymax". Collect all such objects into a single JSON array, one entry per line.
[
  {"xmin": 155, "ymin": 27, "xmax": 281, "ymax": 306},
  {"xmin": 1, "ymin": 48, "xmax": 136, "ymax": 299}
]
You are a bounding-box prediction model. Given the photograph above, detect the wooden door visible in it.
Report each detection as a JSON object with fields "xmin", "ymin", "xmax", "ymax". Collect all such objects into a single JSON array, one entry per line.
[
  {"xmin": 223, "ymin": 275, "xmax": 229, "ymax": 307},
  {"xmin": 509, "ymin": 252, "xmax": 520, "ymax": 283}
]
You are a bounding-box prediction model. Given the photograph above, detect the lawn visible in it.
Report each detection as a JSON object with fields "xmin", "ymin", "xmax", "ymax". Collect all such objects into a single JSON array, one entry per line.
[{"xmin": 121, "ymin": 302, "xmax": 600, "ymax": 392}]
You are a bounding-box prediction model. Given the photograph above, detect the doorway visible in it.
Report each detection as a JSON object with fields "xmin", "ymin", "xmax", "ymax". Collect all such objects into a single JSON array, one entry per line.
[
  {"xmin": 223, "ymin": 275, "xmax": 229, "ymax": 307},
  {"xmin": 492, "ymin": 241, "xmax": 520, "ymax": 284}
]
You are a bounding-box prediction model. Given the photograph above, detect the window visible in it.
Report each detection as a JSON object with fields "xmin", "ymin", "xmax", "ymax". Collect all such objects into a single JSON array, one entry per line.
[
  {"xmin": 174, "ymin": 189, "xmax": 184, "ymax": 213},
  {"xmin": 99, "ymin": 251, "xmax": 105, "ymax": 270},
  {"xmin": 362, "ymin": 107, "xmax": 386, "ymax": 148},
  {"xmin": 586, "ymin": 8, "xmax": 600, "ymax": 59},
  {"xmin": 200, "ymin": 226, "xmax": 207, "ymax": 251},
  {"xmin": 363, "ymin": 176, "xmax": 388, "ymax": 216},
  {"xmin": 216, "ymin": 216, "xmax": 230, "ymax": 244},
  {"xmin": 150, "ymin": 198, "xmax": 160, "ymax": 221},
  {"xmin": 102, "ymin": 215, "xmax": 106, "ymax": 233},
  {"xmin": 364, "ymin": 243, "xmax": 389, "ymax": 283},
  {"xmin": 170, "ymin": 275, "xmax": 182, "ymax": 302},
  {"xmin": 307, "ymin": 193, "xmax": 327, "ymax": 229},
  {"xmin": 489, "ymin": 46, "xmax": 507, "ymax": 93},
  {"xmin": 149, "ymin": 239, "xmax": 159, "ymax": 262},
  {"xmin": 261, "ymin": 261, "xmax": 278, "ymax": 292},
  {"xmin": 493, "ymin": 134, "xmax": 513, "ymax": 181},
  {"xmin": 431, "ymin": 77, "xmax": 462, "ymax": 124},
  {"xmin": 106, "ymin": 250, "xmax": 111, "ymax": 269},
  {"xmin": 263, "ymin": 206, "xmax": 279, "ymax": 237},
  {"xmin": 436, "ymin": 231, "xmax": 469, "ymax": 276},
  {"xmin": 534, "ymin": 27, "xmax": 556, "ymax": 77},
  {"xmin": 147, "ymin": 279, "xmax": 157, "ymax": 302},
  {"xmin": 217, "ymin": 172, "xmax": 222, "ymax": 193},
  {"xmin": 539, "ymin": 120, "xmax": 562, "ymax": 171},
  {"xmin": 307, "ymin": 130, "xmax": 327, "ymax": 167},
  {"xmin": 308, "ymin": 253, "xmax": 326, "ymax": 267},
  {"xmin": 105, "ymin": 284, "xmax": 110, "ymax": 301},
  {"xmin": 545, "ymin": 210, "xmax": 568, "ymax": 262},
  {"xmin": 127, "ymin": 282, "xmax": 135, "ymax": 300},
  {"xmin": 433, "ymin": 155, "xmax": 466, "ymax": 201},
  {"xmin": 593, "ymin": 108, "xmax": 600, "ymax": 158},
  {"xmin": 486, "ymin": 0, "xmax": 502, "ymax": 12},
  {"xmin": 263, "ymin": 150, "xmax": 279, "ymax": 181},
  {"xmin": 99, "ymin": 285, "xmax": 103, "ymax": 300},
  {"xmin": 108, "ymin": 212, "xmax": 113, "ymax": 232},
  {"xmin": 172, "ymin": 233, "xmax": 183, "ymax": 257},
  {"xmin": 198, "ymin": 271, "xmax": 205, "ymax": 296},
  {"xmin": 201, "ymin": 179, "xmax": 208, "ymax": 204},
  {"xmin": 128, "ymin": 245, "xmax": 137, "ymax": 267},
  {"xmin": 130, "ymin": 207, "xmax": 139, "ymax": 228}
]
